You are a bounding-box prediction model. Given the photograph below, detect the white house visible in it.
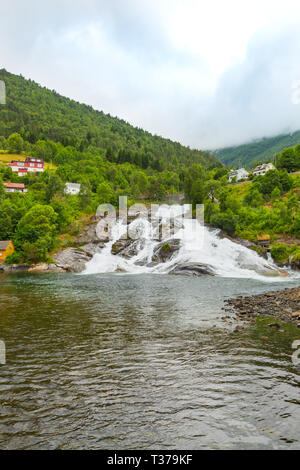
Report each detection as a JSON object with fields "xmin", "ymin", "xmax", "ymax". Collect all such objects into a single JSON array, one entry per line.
[
  {"xmin": 228, "ymin": 168, "xmax": 249, "ymax": 183},
  {"xmin": 252, "ymin": 163, "xmax": 275, "ymax": 176},
  {"xmin": 64, "ymin": 183, "xmax": 81, "ymax": 195}
]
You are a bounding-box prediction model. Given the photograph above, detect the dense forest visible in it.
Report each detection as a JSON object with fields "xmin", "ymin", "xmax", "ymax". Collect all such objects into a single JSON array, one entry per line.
[
  {"xmin": 214, "ymin": 131, "xmax": 300, "ymax": 168},
  {"xmin": 0, "ymin": 69, "xmax": 219, "ymax": 171}
]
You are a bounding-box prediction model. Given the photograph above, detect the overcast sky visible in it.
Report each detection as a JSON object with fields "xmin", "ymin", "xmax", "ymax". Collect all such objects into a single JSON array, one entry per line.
[{"xmin": 2, "ymin": 0, "xmax": 300, "ymax": 149}]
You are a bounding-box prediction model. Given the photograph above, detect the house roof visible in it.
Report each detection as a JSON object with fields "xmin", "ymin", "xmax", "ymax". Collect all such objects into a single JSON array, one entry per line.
[
  {"xmin": 3, "ymin": 182, "xmax": 25, "ymax": 189},
  {"xmin": 253, "ymin": 163, "xmax": 275, "ymax": 171},
  {"xmin": 0, "ymin": 240, "xmax": 12, "ymax": 250},
  {"xmin": 257, "ymin": 234, "xmax": 270, "ymax": 241},
  {"xmin": 65, "ymin": 182, "xmax": 81, "ymax": 188}
]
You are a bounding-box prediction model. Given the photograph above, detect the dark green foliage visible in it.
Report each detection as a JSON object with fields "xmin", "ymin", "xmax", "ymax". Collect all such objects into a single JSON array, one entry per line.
[
  {"xmin": 210, "ymin": 210, "xmax": 238, "ymax": 236},
  {"xmin": 0, "ymin": 69, "xmax": 219, "ymax": 171},
  {"xmin": 276, "ymin": 146, "xmax": 300, "ymax": 172},
  {"xmin": 46, "ymin": 174, "xmax": 64, "ymax": 202},
  {"xmin": 214, "ymin": 132, "xmax": 300, "ymax": 168}
]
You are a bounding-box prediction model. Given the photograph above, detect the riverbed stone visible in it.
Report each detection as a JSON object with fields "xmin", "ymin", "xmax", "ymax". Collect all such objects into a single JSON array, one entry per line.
[{"xmin": 224, "ymin": 287, "xmax": 300, "ymax": 326}]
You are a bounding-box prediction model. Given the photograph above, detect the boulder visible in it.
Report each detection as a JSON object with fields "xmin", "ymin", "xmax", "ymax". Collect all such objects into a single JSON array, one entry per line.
[
  {"xmin": 0, "ymin": 264, "xmax": 32, "ymax": 273},
  {"xmin": 28, "ymin": 263, "xmax": 66, "ymax": 273},
  {"xmin": 290, "ymin": 256, "xmax": 300, "ymax": 271},
  {"xmin": 53, "ymin": 248, "xmax": 92, "ymax": 273},
  {"xmin": 112, "ymin": 238, "xmax": 145, "ymax": 258},
  {"xmin": 76, "ymin": 217, "xmax": 112, "ymax": 244},
  {"xmin": 152, "ymin": 239, "xmax": 181, "ymax": 263},
  {"xmin": 169, "ymin": 262, "xmax": 215, "ymax": 276},
  {"xmin": 79, "ymin": 242, "xmax": 104, "ymax": 257},
  {"xmin": 75, "ymin": 222, "xmax": 99, "ymax": 244}
]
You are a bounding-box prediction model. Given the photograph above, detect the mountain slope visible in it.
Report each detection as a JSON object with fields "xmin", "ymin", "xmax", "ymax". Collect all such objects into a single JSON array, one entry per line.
[
  {"xmin": 214, "ymin": 132, "xmax": 300, "ymax": 168},
  {"xmin": 0, "ymin": 69, "xmax": 219, "ymax": 169}
]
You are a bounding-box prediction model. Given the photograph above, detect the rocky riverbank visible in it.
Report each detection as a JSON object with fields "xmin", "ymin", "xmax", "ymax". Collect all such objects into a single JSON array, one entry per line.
[{"xmin": 223, "ymin": 287, "xmax": 300, "ymax": 326}]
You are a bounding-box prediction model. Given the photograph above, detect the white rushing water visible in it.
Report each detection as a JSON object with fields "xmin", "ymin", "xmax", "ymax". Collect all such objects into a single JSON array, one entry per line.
[{"xmin": 83, "ymin": 205, "xmax": 299, "ymax": 281}]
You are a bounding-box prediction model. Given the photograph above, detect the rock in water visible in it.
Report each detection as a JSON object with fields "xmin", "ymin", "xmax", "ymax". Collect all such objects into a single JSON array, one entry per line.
[
  {"xmin": 152, "ymin": 239, "xmax": 181, "ymax": 263},
  {"xmin": 53, "ymin": 248, "xmax": 92, "ymax": 273},
  {"xmin": 169, "ymin": 262, "xmax": 215, "ymax": 276},
  {"xmin": 111, "ymin": 238, "xmax": 146, "ymax": 258}
]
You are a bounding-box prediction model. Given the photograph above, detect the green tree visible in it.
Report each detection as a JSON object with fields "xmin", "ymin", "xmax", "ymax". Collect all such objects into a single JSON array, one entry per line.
[
  {"xmin": 7, "ymin": 133, "xmax": 24, "ymax": 153},
  {"xmin": 96, "ymin": 182, "xmax": 116, "ymax": 205},
  {"xmin": 46, "ymin": 174, "xmax": 64, "ymax": 202},
  {"xmin": 277, "ymin": 147, "xmax": 300, "ymax": 172},
  {"xmin": 271, "ymin": 187, "xmax": 281, "ymax": 202},
  {"xmin": 79, "ymin": 181, "xmax": 92, "ymax": 210},
  {"xmin": 184, "ymin": 164, "xmax": 205, "ymax": 201},
  {"xmin": 15, "ymin": 204, "xmax": 58, "ymax": 262},
  {"xmin": 210, "ymin": 210, "xmax": 238, "ymax": 236},
  {"xmin": 0, "ymin": 176, "xmax": 5, "ymax": 202}
]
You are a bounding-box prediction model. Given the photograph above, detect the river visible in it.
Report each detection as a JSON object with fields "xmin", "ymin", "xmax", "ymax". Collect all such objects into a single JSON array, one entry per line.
[{"xmin": 0, "ymin": 272, "xmax": 299, "ymax": 449}]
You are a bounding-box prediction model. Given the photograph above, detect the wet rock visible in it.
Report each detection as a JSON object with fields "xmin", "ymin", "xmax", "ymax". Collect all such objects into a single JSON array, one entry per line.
[
  {"xmin": 111, "ymin": 239, "xmax": 132, "ymax": 255},
  {"xmin": 53, "ymin": 248, "xmax": 92, "ymax": 273},
  {"xmin": 112, "ymin": 238, "xmax": 146, "ymax": 259},
  {"xmin": 0, "ymin": 264, "xmax": 32, "ymax": 273},
  {"xmin": 233, "ymin": 325, "xmax": 245, "ymax": 332},
  {"xmin": 79, "ymin": 242, "xmax": 104, "ymax": 257},
  {"xmin": 290, "ymin": 256, "xmax": 300, "ymax": 271},
  {"xmin": 75, "ymin": 221, "xmax": 100, "ymax": 244},
  {"xmin": 268, "ymin": 323, "xmax": 281, "ymax": 329},
  {"xmin": 28, "ymin": 263, "xmax": 66, "ymax": 273},
  {"xmin": 224, "ymin": 287, "xmax": 300, "ymax": 326},
  {"xmin": 169, "ymin": 262, "xmax": 215, "ymax": 276},
  {"xmin": 152, "ymin": 239, "xmax": 181, "ymax": 263}
]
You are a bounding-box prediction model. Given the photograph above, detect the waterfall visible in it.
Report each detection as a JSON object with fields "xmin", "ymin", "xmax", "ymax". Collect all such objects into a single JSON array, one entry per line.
[{"xmin": 83, "ymin": 205, "xmax": 299, "ymax": 281}]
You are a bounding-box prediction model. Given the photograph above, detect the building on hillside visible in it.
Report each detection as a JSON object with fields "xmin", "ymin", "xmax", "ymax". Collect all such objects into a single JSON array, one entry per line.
[
  {"xmin": 3, "ymin": 181, "xmax": 27, "ymax": 193},
  {"xmin": 64, "ymin": 182, "xmax": 81, "ymax": 195},
  {"xmin": 17, "ymin": 168, "xmax": 28, "ymax": 177},
  {"xmin": 252, "ymin": 163, "xmax": 275, "ymax": 176},
  {"xmin": 8, "ymin": 157, "xmax": 44, "ymax": 174},
  {"xmin": 228, "ymin": 168, "xmax": 249, "ymax": 183},
  {"xmin": 257, "ymin": 234, "xmax": 271, "ymax": 247},
  {"xmin": 0, "ymin": 240, "xmax": 15, "ymax": 264}
]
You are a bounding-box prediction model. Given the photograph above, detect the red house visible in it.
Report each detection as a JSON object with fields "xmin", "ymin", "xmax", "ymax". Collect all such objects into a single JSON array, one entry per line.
[{"xmin": 8, "ymin": 157, "xmax": 45, "ymax": 174}]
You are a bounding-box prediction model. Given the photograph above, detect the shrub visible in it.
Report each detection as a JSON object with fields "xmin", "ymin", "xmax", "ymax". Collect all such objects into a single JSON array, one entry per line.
[{"xmin": 5, "ymin": 252, "xmax": 21, "ymax": 264}]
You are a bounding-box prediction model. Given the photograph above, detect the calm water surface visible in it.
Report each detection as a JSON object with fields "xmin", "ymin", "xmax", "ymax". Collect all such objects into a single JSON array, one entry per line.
[{"xmin": 0, "ymin": 273, "xmax": 299, "ymax": 449}]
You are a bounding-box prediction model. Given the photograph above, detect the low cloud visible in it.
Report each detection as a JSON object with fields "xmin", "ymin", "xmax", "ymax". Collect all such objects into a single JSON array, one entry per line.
[{"xmin": 1, "ymin": 1, "xmax": 300, "ymax": 149}]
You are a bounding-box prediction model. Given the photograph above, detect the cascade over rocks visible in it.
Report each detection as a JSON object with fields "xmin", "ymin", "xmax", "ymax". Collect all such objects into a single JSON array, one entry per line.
[
  {"xmin": 111, "ymin": 238, "xmax": 146, "ymax": 258},
  {"xmin": 151, "ymin": 239, "xmax": 181, "ymax": 263}
]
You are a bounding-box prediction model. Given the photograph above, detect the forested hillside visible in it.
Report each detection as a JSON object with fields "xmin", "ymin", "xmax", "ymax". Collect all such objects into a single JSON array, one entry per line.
[
  {"xmin": 0, "ymin": 69, "xmax": 218, "ymax": 170},
  {"xmin": 0, "ymin": 69, "xmax": 223, "ymax": 265},
  {"xmin": 214, "ymin": 132, "xmax": 300, "ymax": 168}
]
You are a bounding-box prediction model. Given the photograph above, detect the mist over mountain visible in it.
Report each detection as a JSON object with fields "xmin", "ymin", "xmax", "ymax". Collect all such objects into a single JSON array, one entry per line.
[{"xmin": 214, "ymin": 131, "xmax": 300, "ymax": 168}]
